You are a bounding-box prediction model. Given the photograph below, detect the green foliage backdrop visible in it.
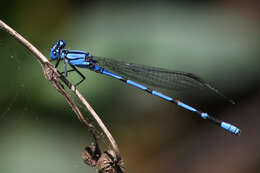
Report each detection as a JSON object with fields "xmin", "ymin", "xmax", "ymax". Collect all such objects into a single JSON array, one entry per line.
[{"xmin": 0, "ymin": 1, "xmax": 260, "ymax": 173}]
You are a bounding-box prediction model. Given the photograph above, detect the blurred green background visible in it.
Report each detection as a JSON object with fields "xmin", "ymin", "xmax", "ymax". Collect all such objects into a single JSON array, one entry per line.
[{"xmin": 1, "ymin": 0, "xmax": 260, "ymax": 173}]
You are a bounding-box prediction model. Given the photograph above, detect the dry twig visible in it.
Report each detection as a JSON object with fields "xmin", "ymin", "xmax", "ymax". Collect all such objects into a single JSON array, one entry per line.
[{"xmin": 0, "ymin": 19, "xmax": 122, "ymax": 172}]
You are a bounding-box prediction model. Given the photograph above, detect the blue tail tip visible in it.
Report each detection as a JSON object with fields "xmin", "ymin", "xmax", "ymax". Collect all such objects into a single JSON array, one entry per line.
[
  {"xmin": 233, "ymin": 128, "xmax": 241, "ymax": 135},
  {"xmin": 221, "ymin": 122, "xmax": 241, "ymax": 135}
]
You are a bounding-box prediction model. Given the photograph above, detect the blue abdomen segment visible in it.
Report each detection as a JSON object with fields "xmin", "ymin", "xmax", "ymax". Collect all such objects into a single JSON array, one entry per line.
[
  {"xmin": 221, "ymin": 122, "xmax": 240, "ymax": 135},
  {"xmin": 127, "ymin": 80, "xmax": 147, "ymax": 90},
  {"xmin": 102, "ymin": 69, "xmax": 123, "ymax": 80},
  {"xmin": 177, "ymin": 101, "xmax": 197, "ymax": 112},
  {"xmin": 152, "ymin": 91, "xmax": 173, "ymax": 101}
]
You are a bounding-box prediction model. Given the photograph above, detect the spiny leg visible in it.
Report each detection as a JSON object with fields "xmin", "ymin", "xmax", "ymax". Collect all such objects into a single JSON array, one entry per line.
[
  {"xmin": 55, "ymin": 58, "xmax": 61, "ymax": 68},
  {"xmin": 57, "ymin": 61, "xmax": 86, "ymax": 87},
  {"xmin": 64, "ymin": 59, "xmax": 68, "ymax": 76},
  {"xmin": 69, "ymin": 64, "xmax": 86, "ymax": 87},
  {"xmin": 54, "ymin": 58, "xmax": 72, "ymax": 76}
]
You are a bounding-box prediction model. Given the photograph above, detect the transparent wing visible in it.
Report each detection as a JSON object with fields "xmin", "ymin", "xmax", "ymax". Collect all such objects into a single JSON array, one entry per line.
[{"xmin": 93, "ymin": 56, "xmax": 234, "ymax": 103}]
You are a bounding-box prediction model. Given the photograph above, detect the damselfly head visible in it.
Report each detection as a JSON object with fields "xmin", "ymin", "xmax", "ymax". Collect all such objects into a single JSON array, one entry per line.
[{"xmin": 50, "ymin": 40, "xmax": 66, "ymax": 60}]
